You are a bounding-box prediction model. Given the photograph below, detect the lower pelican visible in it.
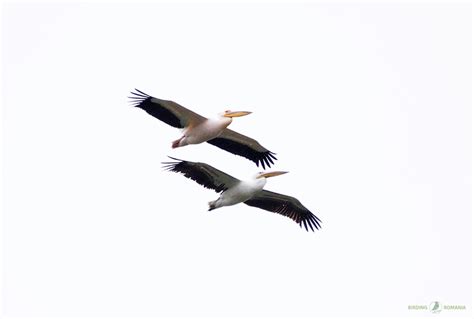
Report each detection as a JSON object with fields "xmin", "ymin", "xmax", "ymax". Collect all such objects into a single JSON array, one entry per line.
[{"xmin": 162, "ymin": 157, "xmax": 321, "ymax": 231}]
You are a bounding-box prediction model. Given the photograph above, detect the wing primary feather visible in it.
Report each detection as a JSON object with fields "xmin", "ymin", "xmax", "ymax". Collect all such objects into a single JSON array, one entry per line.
[
  {"xmin": 243, "ymin": 190, "xmax": 321, "ymax": 232},
  {"xmin": 130, "ymin": 89, "xmax": 184, "ymax": 128},
  {"xmin": 162, "ymin": 157, "xmax": 239, "ymax": 194},
  {"xmin": 207, "ymin": 131, "xmax": 277, "ymax": 168},
  {"xmin": 263, "ymin": 157, "xmax": 270, "ymax": 169},
  {"xmin": 130, "ymin": 90, "xmax": 149, "ymax": 98},
  {"xmin": 166, "ymin": 156, "xmax": 183, "ymax": 161},
  {"xmin": 135, "ymin": 88, "xmax": 150, "ymax": 96}
]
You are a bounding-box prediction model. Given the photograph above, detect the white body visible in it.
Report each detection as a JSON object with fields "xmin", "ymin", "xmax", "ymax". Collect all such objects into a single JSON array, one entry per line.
[
  {"xmin": 178, "ymin": 117, "xmax": 231, "ymax": 147},
  {"xmin": 210, "ymin": 176, "xmax": 267, "ymax": 210}
]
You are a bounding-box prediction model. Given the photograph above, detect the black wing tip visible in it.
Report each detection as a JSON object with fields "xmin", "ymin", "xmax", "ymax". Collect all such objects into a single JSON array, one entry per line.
[
  {"xmin": 207, "ymin": 137, "xmax": 277, "ymax": 169},
  {"xmin": 166, "ymin": 155, "xmax": 183, "ymax": 162},
  {"xmin": 162, "ymin": 163, "xmax": 177, "ymax": 172},
  {"xmin": 299, "ymin": 214, "xmax": 322, "ymax": 232},
  {"xmin": 128, "ymin": 88, "xmax": 152, "ymax": 107},
  {"xmin": 161, "ymin": 156, "xmax": 184, "ymax": 171},
  {"xmin": 130, "ymin": 88, "xmax": 150, "ymax": 97},
  {"xmin": 257, "ymin": 151, "xmax": 278, "ymax": 169}
]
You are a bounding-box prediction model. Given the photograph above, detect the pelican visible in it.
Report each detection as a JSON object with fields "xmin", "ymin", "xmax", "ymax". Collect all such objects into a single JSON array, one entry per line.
[
  {"xmin": 162, "ymin": 157, "xmax": 321, "ymax": 231},
  {"xmin": 129, "ymin": 89, "xmax": 277, "ymax": 169}
]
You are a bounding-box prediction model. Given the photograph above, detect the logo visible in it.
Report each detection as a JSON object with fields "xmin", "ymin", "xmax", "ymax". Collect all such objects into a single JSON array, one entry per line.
[
  {"xmin": 429, "ymin": 301, "xmax": 442, "ymax": 314},
  {"xmin": 408, "ymin": 301, "xmax": 466, "ymax": 313}
]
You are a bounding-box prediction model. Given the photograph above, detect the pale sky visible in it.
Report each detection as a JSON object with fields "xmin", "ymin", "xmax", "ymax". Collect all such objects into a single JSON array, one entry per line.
[{"xmin": 2, "ymin": 2, "xmax": 472, "ymax": 318}]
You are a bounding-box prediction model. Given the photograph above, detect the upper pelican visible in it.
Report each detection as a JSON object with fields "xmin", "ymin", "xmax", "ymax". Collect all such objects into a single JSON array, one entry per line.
[
  {"xmin": 163, "ymin": 157, "xmax": 321, "ymax": 232},
  {"xmin": 129, "ymin": 89, "xmax": 277, "ymax": 169}
]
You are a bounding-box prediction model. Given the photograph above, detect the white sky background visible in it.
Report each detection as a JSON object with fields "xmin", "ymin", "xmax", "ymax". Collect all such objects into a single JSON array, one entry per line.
[{"xmin": 2, "ymin": 2, "xmax": 472, "ymax": 318}]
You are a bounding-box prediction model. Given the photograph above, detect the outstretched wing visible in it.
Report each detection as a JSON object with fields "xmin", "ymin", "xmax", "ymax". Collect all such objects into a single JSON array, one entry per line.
[
  {"xmin": 207, "ymin": 128, "xmax": 277, "ymax": 169},
  {"xmin": 129, "ymin": 89, "xmax": 206, "ymax": 128},
  {"xmin": 244, "ymin": 190, "xmax": 321, "ymax": 231},
  {"xmin": 162, "ymin": 157, "xmax": 240, "ymax": 193}
]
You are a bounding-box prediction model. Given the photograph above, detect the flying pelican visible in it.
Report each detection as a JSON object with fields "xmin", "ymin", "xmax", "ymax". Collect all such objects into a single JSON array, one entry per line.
[
  {"xmin": 162, "ymin": 157, "xmax": 321, "ymax": 231},
  {"xmin": 129, "ymin": 89, "xmax": 277, "ymax": 169}
]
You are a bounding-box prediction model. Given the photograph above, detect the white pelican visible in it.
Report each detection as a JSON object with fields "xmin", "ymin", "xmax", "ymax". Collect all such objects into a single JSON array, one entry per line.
[
  {"xmin": 129, "ymin": 89, "xmax": 277, "ymax": 169},
  {"xmin": 162, "ymin": 157, "xmax": 321, "ymax": 231}
]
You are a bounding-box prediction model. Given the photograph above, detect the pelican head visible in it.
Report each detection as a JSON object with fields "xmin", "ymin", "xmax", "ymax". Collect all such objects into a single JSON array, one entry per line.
[
  {"xmin": 256, "ymin": 171, "xmax": 288, "ymax": 179},
  {"xmin": 222, "ymin": 110, "xmax": 252, "ymax": 118}
]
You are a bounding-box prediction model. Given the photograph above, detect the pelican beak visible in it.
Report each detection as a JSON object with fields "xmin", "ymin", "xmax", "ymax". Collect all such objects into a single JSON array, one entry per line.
[
  {"xmin": 223, "ymin": 111, "xmax": 252, "ymax": 118},
  {"xmin": 257, "ymin": 171, "xmax": 289, "ymax": 179}
]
